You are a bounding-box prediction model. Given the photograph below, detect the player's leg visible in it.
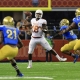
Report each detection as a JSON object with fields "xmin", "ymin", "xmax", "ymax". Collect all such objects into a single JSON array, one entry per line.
[
  {"xmin": 47, "ymin": 49, "xmax": 67, "ymax": 61},
  {"xmin": 61, "ymin": 43, "xmax": 76, "ymax": 58},
  {"xmin": 49, "ymin": 52, "xmax": 52, "ymax": 62},
  {"xmin": 73, "ymin": 50, "xmax": 80, "ymax": 63},
  {"xmin": 41, "ymin": 37, "xmax": 67, "ymax": 61},
  {"xmin": 73, "ymin": 40, "xmax": 80, "ymax": 63},
  {"xmin": 61, "ymin": 39, "xmax": 80, "ymax": 63},
  {"xmin": 0, "ymin": 45, "xmax": 23, "ymax": 76},
  {"xmin": 7, "ymin": 46, "xmax": 23, "ymax": 77},
  {"xmin": 74, "ymin": 40, "xmax": 80, "ymax": 51},
  {"xmin": 46, "ymin": 50, "xmax": 48, "ymax": 62},
  {"xmin": 27, "ymin": 38, "xmax": 36, "ymax": 68},
  {"xmin": 9, "ymin": 58, "xmax": 23, "ymax": 77},
  {"xmin": 0, "ymin": 45, "xmax": 12, "ymax": 60}
]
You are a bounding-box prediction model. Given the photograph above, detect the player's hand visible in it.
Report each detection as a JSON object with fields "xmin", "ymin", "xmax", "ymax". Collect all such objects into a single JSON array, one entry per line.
[
  {"xmin": 24, "ymin": 11, "xmax": 32, "ymax": 21},
  {"xmin": 24, "ymin": 11, "xmax": 32, "ymax": 17},
  {"xmin": 43, "ymin": 29, "xmax": 48, "ymax": 33}
]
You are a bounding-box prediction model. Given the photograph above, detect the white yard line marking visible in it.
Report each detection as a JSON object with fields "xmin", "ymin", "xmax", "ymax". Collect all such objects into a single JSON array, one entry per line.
[{"xmin": 0, "ymin": 76, "xmax": 53, "ymax": 80}]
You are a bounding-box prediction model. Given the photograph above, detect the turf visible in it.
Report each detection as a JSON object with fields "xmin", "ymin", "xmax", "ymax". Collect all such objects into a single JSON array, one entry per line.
[{"xmin": 0, "ymin": 62, "xmax": 80, "ymax": 80}]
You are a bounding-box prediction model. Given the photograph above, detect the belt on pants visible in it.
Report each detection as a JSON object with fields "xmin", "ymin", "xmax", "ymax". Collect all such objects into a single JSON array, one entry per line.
[{"xmin": 32, "ymin": 36, "xmax": 41, "ymax": 38}]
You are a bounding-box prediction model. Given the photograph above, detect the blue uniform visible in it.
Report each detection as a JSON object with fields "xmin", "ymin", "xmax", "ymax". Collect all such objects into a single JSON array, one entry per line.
[
  {"xmin": 0, "ymin": 25, "xmax": 20, "ymax": 60},
  {"xmin": 60, "ymin": 25, "xmax": 78, "ymax": 52},
  {"xmin": 60, "ymin": 25, "xmax": 77, "ymax": 40},
  {"xmin": 73, "ymin": 16, "xmax": 80, "ymax": 30},
  {"xmin": 0, "ymin": 25, "xmax": 20, "ymax": 45},
  {"xmin": 72, "ymin": 16, "xmax": 80, "ymax": 50}
]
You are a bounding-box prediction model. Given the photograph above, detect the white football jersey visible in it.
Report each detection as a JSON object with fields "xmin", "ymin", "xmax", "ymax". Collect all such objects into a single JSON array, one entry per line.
[{"xmin": 31, "ymin": 18, "xmax": 47, "ymax": 37}]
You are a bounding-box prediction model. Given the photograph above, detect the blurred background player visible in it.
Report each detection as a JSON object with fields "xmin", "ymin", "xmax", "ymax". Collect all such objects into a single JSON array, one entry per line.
[
  {"xmin": 56, "ymin": 8, "xmax": 80, "ymax": 63},
  {"xmin": 23, "ymin": 9, "xmax": 67, "ymax": 69},
  {"xmin": 59, "ymin": 19, "xmax": 79, "ymax": 63},
  {"xmin": 0, "ymin": 16, "xmax": 23, "ymax": 77},
  {"xmin": 45, "ymin": 33, "xmax": 54, "ymax": 62}
]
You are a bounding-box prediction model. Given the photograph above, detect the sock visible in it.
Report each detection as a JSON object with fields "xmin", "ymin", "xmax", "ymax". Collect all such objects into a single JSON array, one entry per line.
[
  {"xmin": 55, "ymin": 54, "xmax": 61, "ymax": 61},
  {"xmin": 70, "ymin": 53, "xmax": 76, "ymax": 58},
  {"xmin": 16, "ymin": 69, "xmax": 21, "ymax": 74},
  {"xmin": 10, "ymin": 59, "xmax": 21, "ymax": 75},
  {"xmin": 28, "ymin": 60, "xmax": 32, "ymax": 66}
]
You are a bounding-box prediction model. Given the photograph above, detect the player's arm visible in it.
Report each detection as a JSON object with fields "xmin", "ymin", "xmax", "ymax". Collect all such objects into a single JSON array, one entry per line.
[
  {"xmin": 53, "ymin": 22, "xmax": 77, "ymax": 38},
  {"xmin": 23, "ymin": 11, "xmax": 32, "ymax": 27},
  {"xmin": 42, "ymin": 24, "xmax": 48, "ymax": 33},
  {"xmin": 23, "ymin": 17, "xmax": 32, "ymax": 27},
  {"xmin": 17, "ymin": 36, "xmax": 23, "ymax": 49},
  {"xmin": 42, "ymin": 20, "xmax": 48, "ymax": 33},
  {"xmin": 59, "ymin": 22, "xmax": 76, "ymax": 35}
]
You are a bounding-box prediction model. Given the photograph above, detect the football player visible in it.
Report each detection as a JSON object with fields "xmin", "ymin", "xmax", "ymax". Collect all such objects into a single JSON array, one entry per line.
[
  {"xmin": 55, "ymin": 8, "xmax": 80, "ymax": 63},
  {"xmin": 59, "ymin": 19, "xmax": 79, "ymax": 63},
  {"xmin": 24, "ymin": 9, "xmax": 67, "ymax": 69},
  {"xmin": 0, "ymin": 16, "xmax": 23, "ymax": 77}
]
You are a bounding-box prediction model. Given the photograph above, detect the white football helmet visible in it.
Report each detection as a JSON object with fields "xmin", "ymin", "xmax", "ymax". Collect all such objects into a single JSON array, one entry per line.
[{"xmin": 35, "ymin": 9, "xmax": 43, "ymax": 19}]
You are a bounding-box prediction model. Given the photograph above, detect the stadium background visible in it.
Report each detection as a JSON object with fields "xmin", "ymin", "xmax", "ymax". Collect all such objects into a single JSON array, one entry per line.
[{"xmin": 0, "ymin": 0, "xmax": 80, "ymax": 62}]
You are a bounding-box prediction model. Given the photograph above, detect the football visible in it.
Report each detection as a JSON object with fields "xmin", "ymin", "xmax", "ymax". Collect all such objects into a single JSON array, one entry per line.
[{"xmin": 24, "ymin": 11, "xmax": 32, "ymax": 16}]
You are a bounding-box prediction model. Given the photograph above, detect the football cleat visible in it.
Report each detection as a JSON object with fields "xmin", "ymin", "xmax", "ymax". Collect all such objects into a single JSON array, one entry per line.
[
  {"xmin": 16, "ymin": 73, "xmax": 24, "ymax": 77},
  {"xmin": 59, "ymin": 58, "xmax": 67, "ymax": 62},
  {"xmin": 73, "ymin": 54, "xmax": 79, "ymax": 63},
  {"xmin": 27, "ymin": 65, "xmax": 32, "ymax": 69}
]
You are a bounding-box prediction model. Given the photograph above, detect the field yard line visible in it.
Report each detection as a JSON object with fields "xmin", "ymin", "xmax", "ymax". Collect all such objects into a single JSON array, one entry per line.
[{"xmin": 0, "ymin": 76, "xmax": 53, "ymax": 80}]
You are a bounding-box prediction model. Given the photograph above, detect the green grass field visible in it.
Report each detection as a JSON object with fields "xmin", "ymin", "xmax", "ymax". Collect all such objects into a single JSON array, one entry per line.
[{"xmin": 0, "ymin": 62, "xmax": 80, "ymax": 80}]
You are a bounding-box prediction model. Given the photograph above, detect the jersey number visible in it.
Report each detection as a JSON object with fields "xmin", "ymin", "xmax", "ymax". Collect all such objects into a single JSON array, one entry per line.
[
  {"xmin": 32, "ymin": 26, "xmax": 39, "ymax": 33},
  {"xmin": 69, "ymin": 30, "xmax": 74, "ymax": 35},
  {"xmin": 78, "ymin": 22, "xmax": 80, "ymax": 27},
  {"xmin": 6, "ymin": 29, "xmax": 17, "ymax": 39}
]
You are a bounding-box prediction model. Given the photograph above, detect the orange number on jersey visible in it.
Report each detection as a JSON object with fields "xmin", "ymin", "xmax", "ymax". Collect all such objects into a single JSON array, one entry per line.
[{"xmin": 32, "ymin": 26, "xmax": 39, "ymax": 33}]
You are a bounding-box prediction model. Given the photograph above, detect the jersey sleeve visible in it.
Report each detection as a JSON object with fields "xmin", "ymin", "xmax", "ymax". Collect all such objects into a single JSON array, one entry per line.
[
  {"xmin": 43, "ymin": 19, "xmax": 47, "ymax": 25},
  {"xmin": 0, "ymin": 25, "xmax": 4, "ymax": 31},
  {"xmin": 17, "ymin": 28, "xmax": 20, "ymax": 35},
  {"xmin": 60, "ymin": 26, "xmax": 67, "ymax": 31},
  {"xmin": 72, "ymin": 17, "xmax": 77, "ymax": 25}
]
